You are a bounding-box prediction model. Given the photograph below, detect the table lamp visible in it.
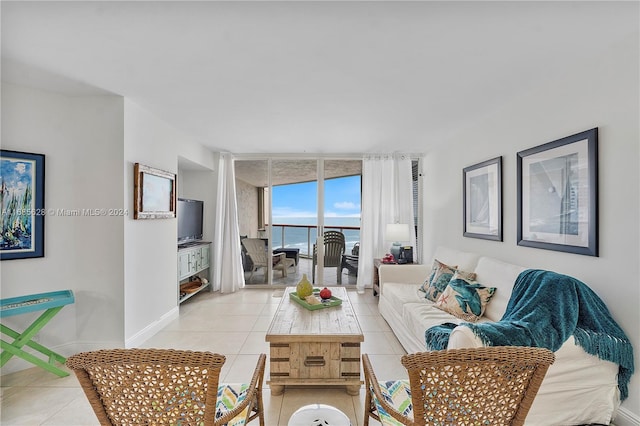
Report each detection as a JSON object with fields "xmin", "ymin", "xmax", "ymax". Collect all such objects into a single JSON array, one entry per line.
[{"xmin": 385, "ymin": 223, "xmax": 411, "ymax": 262}]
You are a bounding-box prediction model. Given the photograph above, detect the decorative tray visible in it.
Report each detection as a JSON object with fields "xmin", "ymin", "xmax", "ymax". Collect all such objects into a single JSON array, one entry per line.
[{"xmin": 289, "ymin": 291, "xmax": 342, "ymax": 310}]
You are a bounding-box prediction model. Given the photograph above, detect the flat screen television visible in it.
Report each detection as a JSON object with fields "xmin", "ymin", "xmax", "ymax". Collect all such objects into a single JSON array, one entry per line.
[{"xmin": 177, "ymin": 198, "xmax": 204, "ymax": 245}]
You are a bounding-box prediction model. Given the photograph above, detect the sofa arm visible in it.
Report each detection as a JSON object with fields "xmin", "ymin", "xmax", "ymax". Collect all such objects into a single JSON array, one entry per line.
[
  {"xmin": 447, "ymin": 325, "xmax": 484, "ymax": 349},
  {"xmin": 378, "ymin": 264, "xmax": 429, "ymax": 294}
]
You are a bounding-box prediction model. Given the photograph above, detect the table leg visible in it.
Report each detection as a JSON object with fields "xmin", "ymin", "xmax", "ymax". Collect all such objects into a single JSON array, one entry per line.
[
  {"xmin": 270, "ymin": 384, "xmax": 285, "ymax": 396},
  {"xmin": 346, "ymin": 384, "xmax": 361, "ymax": 395},
  {"xmin": 1, "ymin": 324, "xmax": 67, "ymax": 365},
  {"xmin": 0, "ymin": 306, "xmax": 70, "ymax": 376},
  {"xmin": 0, "ymin": 339, "xmax": 69, "ymax": 377}
]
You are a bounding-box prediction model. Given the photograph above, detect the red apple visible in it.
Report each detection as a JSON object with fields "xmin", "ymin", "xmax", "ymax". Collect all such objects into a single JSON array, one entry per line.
[{"xmin": 319, "ymin": 287, "xmax": 332, "ymax": 300}]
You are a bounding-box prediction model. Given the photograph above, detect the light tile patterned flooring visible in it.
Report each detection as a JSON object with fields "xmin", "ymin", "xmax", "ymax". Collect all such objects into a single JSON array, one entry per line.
[{"xmin": 1, "ymin": 287, "xmax": 408, "ymax": 425}]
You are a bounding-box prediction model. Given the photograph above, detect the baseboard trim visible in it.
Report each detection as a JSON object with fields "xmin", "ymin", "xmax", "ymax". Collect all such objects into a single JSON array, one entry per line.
[
  {"xmin": 1, "ymin": 307, "xmax": 180, "ymax": 376},
  {"xmin": 125, "ymin": 307, "xmax": 179, "ymax": 348},
  {"xmin": 615, "ymin": 407, "xmax": 640, "ymax": 426}
]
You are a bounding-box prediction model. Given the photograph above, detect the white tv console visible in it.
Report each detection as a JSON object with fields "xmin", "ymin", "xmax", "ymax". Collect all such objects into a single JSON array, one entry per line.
[{"xmin": 177, "ymin": 241, "xmax": 212, "ymax": 304}]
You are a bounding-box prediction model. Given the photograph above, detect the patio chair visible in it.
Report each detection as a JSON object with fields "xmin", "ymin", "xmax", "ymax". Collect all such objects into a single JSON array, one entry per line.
[
  {"xmin": 362, "ymin": 346, "xmax": 555, "ymax": 426},
  {"xmin": 340, "ymin": 242, "xmax": 359, "ymax": 284},
  {"xmin": 312, "ymin": 230, "xmax": 345, "ymax": 283},
  {"xmin": 66, "ymin": 349, "xmax": 266, "ymax": 426},
  {"xmin": 242, "ymin": 238, "xmax": 288, "ymax": 282}
]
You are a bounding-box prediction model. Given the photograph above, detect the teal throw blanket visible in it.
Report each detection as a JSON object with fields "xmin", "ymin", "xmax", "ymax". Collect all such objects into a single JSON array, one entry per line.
[{"xmin": 425, "ymin": 269, "xmax": 634, "ymax": 401}]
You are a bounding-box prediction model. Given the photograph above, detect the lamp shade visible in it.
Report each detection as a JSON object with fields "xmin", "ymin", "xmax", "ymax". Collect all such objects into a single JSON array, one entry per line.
[{"xmin": 385, "ymin": 223, "xmax": 411, "ymax": 242}]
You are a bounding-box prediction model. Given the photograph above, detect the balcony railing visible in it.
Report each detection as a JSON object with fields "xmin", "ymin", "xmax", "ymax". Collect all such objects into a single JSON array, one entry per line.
[{"xmin": 269, "ymin": 224, "xmax": 360, "ymax": 257}]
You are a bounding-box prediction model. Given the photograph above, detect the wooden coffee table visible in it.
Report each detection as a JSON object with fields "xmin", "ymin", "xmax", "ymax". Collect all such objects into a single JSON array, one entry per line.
[{"xmin": 265, "ymin": 287, "xmax": 364, "ymax": 395}]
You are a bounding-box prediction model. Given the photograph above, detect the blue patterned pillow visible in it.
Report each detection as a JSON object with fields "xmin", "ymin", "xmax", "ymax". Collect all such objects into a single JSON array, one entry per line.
[
  {"xmin": 420, "ymin": 259, "xmax": 457, "ymax": 301},
  {"xmin": 435, "ymin": 271, "xmax": 496, "ymax": 322}
]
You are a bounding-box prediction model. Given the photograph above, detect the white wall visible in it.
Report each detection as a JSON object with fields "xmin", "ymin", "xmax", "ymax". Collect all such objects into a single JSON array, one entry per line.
[
  {"xmin": 1, "ymin": 83, "xmax": 125, "ymax": 371},
  {"xmin": 122, "ymin": 99, "xmax": 217, "ymax": 345},
  {"xmin": 179, "ymin": 170, "xmax": 217, "ymax": 244},
  {"xmin": 235, "ymin": 177, "xmax": 260, "ymax": 238},
  {"xmin": 422, "ymin": 34, "xmax": 639, "ymax": 422},
  {"xmin": 0, "ymin": 86, "xmax": 219, "ymax": 370}
]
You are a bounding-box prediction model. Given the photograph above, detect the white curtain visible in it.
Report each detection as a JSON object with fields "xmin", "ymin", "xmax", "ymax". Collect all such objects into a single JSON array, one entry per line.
[
  {"xmin": 357, "ymin": 153, "xmax": 416, "ymax": 293},
  {"xmin": 212, "ymin": 153, "xmax": 245, "ymax": 293}
]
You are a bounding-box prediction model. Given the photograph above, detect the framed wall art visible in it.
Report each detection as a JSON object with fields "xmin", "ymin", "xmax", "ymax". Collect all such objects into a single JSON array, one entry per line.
[
  {"xmin": 517, "ymin": 128, "xmax": 598, "ymax": 256},
  {"xmin": 0, "ymin": 150, "xmax": 45, "ymax": 260},
  {"xmin": 133, "ymin": 163, "xmax": 177, "ymax": 220},
  {"xmin": 463, "ymin": 156, "xmax": 502, "ymax": 241}
]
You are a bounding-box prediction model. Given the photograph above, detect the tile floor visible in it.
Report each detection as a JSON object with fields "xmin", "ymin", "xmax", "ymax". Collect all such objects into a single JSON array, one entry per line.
[
  {"xmin": 1, "ymin": 287, "xmax": 408, "ymax": 425},
  {"xmin": 247, "ymin": 256, "xmax": 358, "ymax": 287}
]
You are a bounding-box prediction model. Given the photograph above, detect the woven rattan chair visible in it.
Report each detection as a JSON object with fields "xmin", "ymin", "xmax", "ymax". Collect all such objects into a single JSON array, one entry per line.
[
  {"xmin": 66, "ymin": 349, "xmax": 266, "ymax": 426},
  {"xmin": 362, "ymin": 346, "xmax": 555, "ymax": 426},
  {"xmin": 312, "ymin": 230, "xmax": 346, "ymax": 283}
]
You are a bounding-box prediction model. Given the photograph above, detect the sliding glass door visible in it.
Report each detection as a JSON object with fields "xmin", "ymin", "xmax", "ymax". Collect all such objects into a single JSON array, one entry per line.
[
  {"xmin": 235, "ymin": 157, "xmax": 361, "ymax": 286},
  {"xmin": 271, "ymin": 159, "xmax": 318, "ymax": 285},
  {"xmin": 234, "ymin": 159, "xmax": 273, "ymax": 285},
  {"xmin": 321, "ymin": 160, "xmax": 361, "ymax": 286}
]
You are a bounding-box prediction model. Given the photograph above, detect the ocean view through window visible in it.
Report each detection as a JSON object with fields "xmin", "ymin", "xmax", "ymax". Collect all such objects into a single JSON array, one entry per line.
[{"xmin": 272, "ymin": 175, "xmax": 361, "ymax": 256}]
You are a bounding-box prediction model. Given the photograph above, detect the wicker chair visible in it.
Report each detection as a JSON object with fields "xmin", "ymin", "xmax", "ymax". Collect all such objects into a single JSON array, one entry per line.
[
  {"xmin": 312, "ymin": 230, "xmax": 346, "ymax": 283},
  {"xmin": 362, "ymin": 346, "xmax": 555, "ymax": 426},
  {"xmin": 66, "ymin": 349, "xmax": 266, "ymax": 426}
]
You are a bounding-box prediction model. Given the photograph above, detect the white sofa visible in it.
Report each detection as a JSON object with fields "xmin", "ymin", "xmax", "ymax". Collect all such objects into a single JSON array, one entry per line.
[{"xmin": 377, "ymin": 246, "xmax": 621, "ymax": 426}]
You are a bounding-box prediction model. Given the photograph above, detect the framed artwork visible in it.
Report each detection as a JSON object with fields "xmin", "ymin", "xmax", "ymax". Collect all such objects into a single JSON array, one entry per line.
[
  {"xmin": 0, "ymin": 150, "xmax": 45, "ymax": 260},
  {"xmin": 133, "ymin": 163, "xmax": 177, "ymax": 219},
  {"xmin": 517, "ymin": 128, "xmax": 598, "ymax": 256},
  {"xmin": 463, "ymin": 156, "xmax": 502, "ymax": 241}
]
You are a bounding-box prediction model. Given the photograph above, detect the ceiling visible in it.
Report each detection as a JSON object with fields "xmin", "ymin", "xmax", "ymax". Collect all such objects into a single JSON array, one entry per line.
[
  {"xmin": 2, "ymin": 1, "xmax": 638, "ymax": 155},
  {"xmin": 235, "ymin": 159, "xmax": 362, "ymax": 187}
]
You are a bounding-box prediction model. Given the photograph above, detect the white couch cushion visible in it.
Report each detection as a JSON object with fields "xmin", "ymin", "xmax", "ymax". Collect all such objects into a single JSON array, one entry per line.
[
  {"xmin": 382, "ymin": 282, "xmax": 425, "ymax": 309},
  {"xmin": 432, "ymin": 246, "xmax": 480, "ymax": 272},
  {"xmin": 402, "ymin": 302, "xmax": 464, "ymax": 351},
  {"xmin": 473, "ymin": 257, "xmax": 527, "ymax": 321}
]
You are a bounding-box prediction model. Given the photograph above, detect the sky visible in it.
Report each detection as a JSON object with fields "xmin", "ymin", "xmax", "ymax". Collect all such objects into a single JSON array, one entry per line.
[
  {"xmin": 272, "ymin": 175, "xmax": 361, "ymax": 224},
  {"xmin": 1, "ymin": 158, "xmax": 32, "ymax": 199}
]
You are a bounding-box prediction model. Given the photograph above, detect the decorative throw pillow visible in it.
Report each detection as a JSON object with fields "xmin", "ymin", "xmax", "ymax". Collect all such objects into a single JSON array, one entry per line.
[
  {"xmin": 435, "ymin": 271, "xmax": 496, "ymax": 322},
  {"xmin": 421, "ymin": 259, "xmax": 457, "ymax": 301}
]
